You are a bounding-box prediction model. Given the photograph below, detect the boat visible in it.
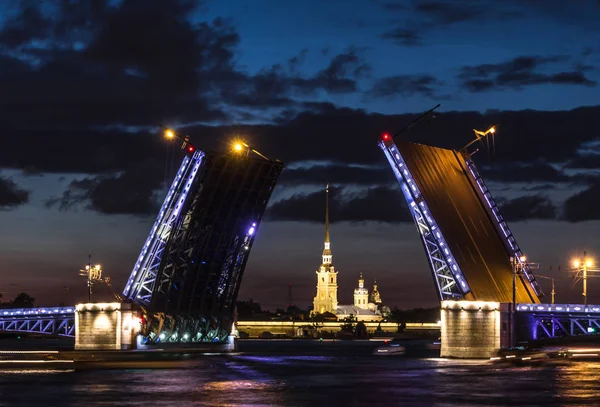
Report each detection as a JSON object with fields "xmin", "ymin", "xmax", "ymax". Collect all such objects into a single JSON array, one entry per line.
[{"xmin": 372, "ymin": 339, "xmax": 406, "ymax": 355}]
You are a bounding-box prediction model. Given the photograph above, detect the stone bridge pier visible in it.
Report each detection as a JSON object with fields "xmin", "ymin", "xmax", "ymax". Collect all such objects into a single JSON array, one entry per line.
[{"xmin": 440, "ymin": 301, "xmax": 510, "ymax": 359}]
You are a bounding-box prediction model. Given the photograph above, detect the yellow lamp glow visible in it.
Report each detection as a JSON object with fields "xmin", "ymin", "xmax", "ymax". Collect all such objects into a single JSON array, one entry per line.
[
  {"xmin": 165, "ymin": 129, "xmax": 175, "ymax": 139},
  {"xmin": 573, "ymin": 260, "xmax": 581, "ymax": 268},
  {"xmin": 519, "ymin": 255, "xmax": 526, "ymax": 262},
  {"xmin": 233, "ymin": 142, "xmax": 244, "ymax": 152},
  {"xmin": 586, "ymin": 259, "xmax": 593, "ymax": 267}
]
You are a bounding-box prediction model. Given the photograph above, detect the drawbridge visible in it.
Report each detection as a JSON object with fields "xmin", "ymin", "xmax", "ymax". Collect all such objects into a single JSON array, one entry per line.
[
  {"xmin": 121, "ymin": 142, "xmax": 284, "ymax": 343},
  {"xmin": 378, "ymin": 121, "xmax": 600, "ymax": 341},
  {"xmin": 0, "ymin": 140, "xmax": 284, "ymax": 344},
  {"xmin": 379, "ymin": 135, "xmax": 542, "ymax": 303}
]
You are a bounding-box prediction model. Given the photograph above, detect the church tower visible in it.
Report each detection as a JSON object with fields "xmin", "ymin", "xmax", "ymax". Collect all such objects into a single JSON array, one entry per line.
[
  {"xmin": 370, "ymin": 280, "xmax": 382, "ymax": 305},
  {"xmin": 313, "ymin": 185, "xmax": 338, "ymax": 314},
  {"xmin": 354, "ymin": 273, "xmax": 369, "ymax": 309}
]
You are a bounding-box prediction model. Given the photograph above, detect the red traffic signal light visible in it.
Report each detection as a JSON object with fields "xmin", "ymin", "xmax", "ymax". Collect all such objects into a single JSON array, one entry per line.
[
  {"xmin": 382, "ymin": 133, "xmax": 390, "ymax": 141},
  {"xmin": 187, "ymin": 145, "xmax": 195, "ymax": 153}
]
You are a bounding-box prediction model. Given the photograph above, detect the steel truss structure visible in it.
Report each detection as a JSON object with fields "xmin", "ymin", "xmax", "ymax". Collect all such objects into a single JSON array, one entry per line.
[
  {"xmin": 379, "ymin": 139, "xmax": 470, "ymax": 300},
  {"xmin": 122, "ymin": 151, "xmax": 206, "ymax": 302},
  {"xmin": 0, "ymin": 307, "xmax": 75, "ymax": 337},
  {"xmin": 123, "ymin": 148, "xmax": 284, "ymax": 344},
  {"xmin": 517, "ymin": 303, "xmax": 600, "ymax": 340},
  {"xmin": 463, "ymin": 158, "xmax": 543, "ymax": 297}
]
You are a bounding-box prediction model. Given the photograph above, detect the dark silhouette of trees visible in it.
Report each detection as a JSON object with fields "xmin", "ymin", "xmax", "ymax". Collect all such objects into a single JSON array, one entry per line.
[{"xmin": 0, "ymin": 292, "xmax": 35, "ymax": 309}]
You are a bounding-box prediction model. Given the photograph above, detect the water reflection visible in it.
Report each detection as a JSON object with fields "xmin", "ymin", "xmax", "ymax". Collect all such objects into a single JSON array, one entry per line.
[
  {"xmin": 0, "ymin": 351, "xmax": 599, "ymax": 406},
  {"xmin": 555, "ymin": 362, "xmax": 600, "ymax": 405}
]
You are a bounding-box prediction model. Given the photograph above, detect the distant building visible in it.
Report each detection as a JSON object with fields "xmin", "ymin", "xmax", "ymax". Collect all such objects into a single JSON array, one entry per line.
[{"xmin": 311, "ymin": 186, "xmax": 383, "ymax": 322}]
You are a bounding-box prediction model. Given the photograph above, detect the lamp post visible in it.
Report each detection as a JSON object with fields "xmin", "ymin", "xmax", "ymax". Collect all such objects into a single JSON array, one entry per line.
[
  {"xmin": 511, "ymin": 255, "xmax": 526, "ymax": 348},
  {"xmin": 533, "ymin": 274, "xmax": 556, "ymax": 304},
  {"xmin": 572, "ymin": 252, "xmax": 593, "ymax": 305},
  {"xmin": 80, "ymin": 255, "xmax": 102, "ymax": 303}
]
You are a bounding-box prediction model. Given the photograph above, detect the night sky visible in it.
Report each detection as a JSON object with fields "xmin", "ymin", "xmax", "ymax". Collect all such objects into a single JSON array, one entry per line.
[{"xmin": 1, "ymin": 0, "xmax": 600, "ymax": 310}]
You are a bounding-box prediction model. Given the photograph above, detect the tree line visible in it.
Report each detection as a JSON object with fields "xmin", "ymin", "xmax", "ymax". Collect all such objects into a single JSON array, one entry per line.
[{"xmin": 0, "ymin": 292, "xmax": 35, "ymax": 309}]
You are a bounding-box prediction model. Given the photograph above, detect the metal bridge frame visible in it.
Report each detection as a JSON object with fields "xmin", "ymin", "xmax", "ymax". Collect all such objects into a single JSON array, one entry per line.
[
  {"xmin": 518, "ymin": 303, "xmax": 600, "ymax": 340},
  {"xmin": 379, "ymin": 139, "xmax": 470, "ymax": 301},
  {"xmin": 122, "ymin": 151, "xmax": 205, "ymax": 304},
  {"xmin": 0, "ymin": 307, "xmax": 75, "ymax": 337},
  {"xmin": 464, "ymin": 157, "xmax": 543, "ymax": 297}
]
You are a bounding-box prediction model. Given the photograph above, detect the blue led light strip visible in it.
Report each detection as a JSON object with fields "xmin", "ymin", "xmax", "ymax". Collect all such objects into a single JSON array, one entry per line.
[
  {"xmin": 0, "ymin": 307, "xmax": 74, "ymax": 316},
  {"xmin": 379, "ymin": 141, "xmax": 470, "ymax": 299},
  {"xmin": 123, "ymin": 151, "xmax": 205, "ymax": 303},
  {"xmin": 122, "ymin": 155, "xmax": 192, "ymax": 297},
  {"xmin": 517, "ymin": 304, "xmax": 600, "ymax": 313},
  {"xmin": 464, "ymin": 157, "xmax": 543, "ymax": 297}
]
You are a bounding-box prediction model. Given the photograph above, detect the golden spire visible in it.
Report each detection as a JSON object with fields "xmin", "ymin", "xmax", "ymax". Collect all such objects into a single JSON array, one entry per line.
[
  {"xmin": 322, "ymin": 184, "xmax": 332, "ymax": 262},
  {"xmin": 325, "ymin": 184, "xmax": 330, "ymax": 244}
]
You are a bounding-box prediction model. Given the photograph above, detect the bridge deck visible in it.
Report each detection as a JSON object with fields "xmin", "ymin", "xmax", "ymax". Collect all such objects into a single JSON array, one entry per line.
[{"xmin": 397, "ymin": 142, "xmax": 538, "ymax": 303}]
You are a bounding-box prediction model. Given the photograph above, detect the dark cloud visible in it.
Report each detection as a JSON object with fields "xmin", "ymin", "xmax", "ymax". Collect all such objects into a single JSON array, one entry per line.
[
  {"xmin": 459, "ymin": 56, "xmax": 597, "ymax": 92},
  {"xmin": 280, "ymin": 164, "xmax": 395, "ymax": 186},
  {"xmin": 380, "ymin": 0, "xmax": 518, "ymax": 46},
  {"xmin": 3, "ymin": 106, "xmax": 600, "ymax": 180},
  {"xmin": 0, "ymin": 177, "xmax": 29, "ymax": 208},
  {"xmin": 563, "ymin": 183, "xmax": 600, "ymax": 222},
  {"xmin": 266, "ymin": 186, "xmax": 411, "ymax": 223},
  {"xmin": 45, "ymin": 161, "xmax": 164, "ymax": 215},
  {"xmin": 564, "ymin": 153, "xmax": 600, "ymax": 169},
  {"xmin": 220, "ymin": 47, "xmax": 370, "ymax": 108},
  {"xmin": 413, "ymin": 1, "xmax": 491, "ymax": 25},
  {"xmin": 367, "ymin": 74, "xmax": 441, "ymax": 98},
  {"xmin": 0, "ymin": 0, "xmax": 232, "ymax": 128},
  {"xmin": 0, "ymin": 3, "xmax": 54, "ymax": 48},
  {"xmin": 380, "ymin": 28, "xmax": 422, "ymax": 46},
  {"xmin": 0, "ymin": 1, "xmax": 371, "ymax": 129},
  {"xmin": 497, "ymin": 195, "xmax": 557, "ymax": 222},
  {"xmin": 523, "ymin": 184, "xmax": 557, "ymax": 191},
  {"xmin": 479, "ymin": 160, "xmax": 568, "ymax": 183}
]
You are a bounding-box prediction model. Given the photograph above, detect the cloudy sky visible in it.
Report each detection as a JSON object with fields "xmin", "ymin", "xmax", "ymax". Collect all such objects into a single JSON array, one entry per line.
[{"xmin": 1, "ymin": 0, "xmax": 600, "ymax": 309}]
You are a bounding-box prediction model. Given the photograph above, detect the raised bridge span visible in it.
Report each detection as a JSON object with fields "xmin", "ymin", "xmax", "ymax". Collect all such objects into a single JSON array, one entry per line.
[{"xmin": 1, "ymin": 141, "xmax": 284, "ymax": 345}]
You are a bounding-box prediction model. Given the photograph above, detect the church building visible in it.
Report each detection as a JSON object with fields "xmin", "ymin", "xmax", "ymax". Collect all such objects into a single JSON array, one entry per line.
[{"xmin": 312, "ymin": 186, "xmax": 383, "ymax": 322}]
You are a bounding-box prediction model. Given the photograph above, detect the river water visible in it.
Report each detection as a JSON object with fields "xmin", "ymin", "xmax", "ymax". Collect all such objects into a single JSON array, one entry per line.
[{"xmin": 0, "ymin": 340, "xmax": 598, "ymax": 406}]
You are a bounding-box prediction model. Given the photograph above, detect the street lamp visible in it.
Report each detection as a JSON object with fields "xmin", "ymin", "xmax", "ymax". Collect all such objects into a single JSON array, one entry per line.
[
  {"xmin": 461, "ymin": 125, "xmax": 498, "ymax": 153},
  {"xmin": 230, "ymin": 140, "xmax": 271, "ymax": 161},
  {"xmin": 163, "ymin": 128, "xmax": 195, "ymax": 153},
  {"xmin": 79, "ymin": 255, "xmax": 103, "ymax": 303},
  {"xmin": 570, "ymin": 252, "xmax": 595, "ymax": 305}
]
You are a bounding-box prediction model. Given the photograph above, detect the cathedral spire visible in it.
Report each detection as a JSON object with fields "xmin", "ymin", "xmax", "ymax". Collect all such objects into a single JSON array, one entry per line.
[
  {"xmin": 325, "ymin": 184, "xmax": 330, "ymax": 244},
  {"xmin": 322, "ymin": 184, "xmax": 332, "ymax": 264}
]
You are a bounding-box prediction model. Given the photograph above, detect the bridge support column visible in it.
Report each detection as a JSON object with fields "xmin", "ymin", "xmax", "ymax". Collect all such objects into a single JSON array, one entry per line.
[
  {"xmin": 440, "ymin": 301, "xmax": 510, "ymax": 359},
  {"xmin": 75, "ymin": 302, "xmax": 141, "ymax": 350}
]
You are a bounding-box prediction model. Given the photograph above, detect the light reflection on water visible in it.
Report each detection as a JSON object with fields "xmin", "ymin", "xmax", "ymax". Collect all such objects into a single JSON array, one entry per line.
[
  {"xmin": 0, "ymin": 351, "xmax": 600, "ymax": 406},
  {"xmin": 555, "ymin": 362, "xmax": 600, "ymax": 403}
]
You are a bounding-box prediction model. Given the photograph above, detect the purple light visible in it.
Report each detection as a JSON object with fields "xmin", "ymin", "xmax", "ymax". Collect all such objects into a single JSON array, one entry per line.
[
  {"xmin": 252, "ymin": 223, "xmax": 256, "ymax": 227},
  {"xmin": 248, "ymin": 227, "xmax": 255, "ymax": 235}
]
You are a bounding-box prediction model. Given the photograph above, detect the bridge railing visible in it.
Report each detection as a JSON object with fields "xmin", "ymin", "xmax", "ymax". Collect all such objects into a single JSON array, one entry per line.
[{"xmin": 0, "ymin": 306, "xmax": 75, "ymax": 337}]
